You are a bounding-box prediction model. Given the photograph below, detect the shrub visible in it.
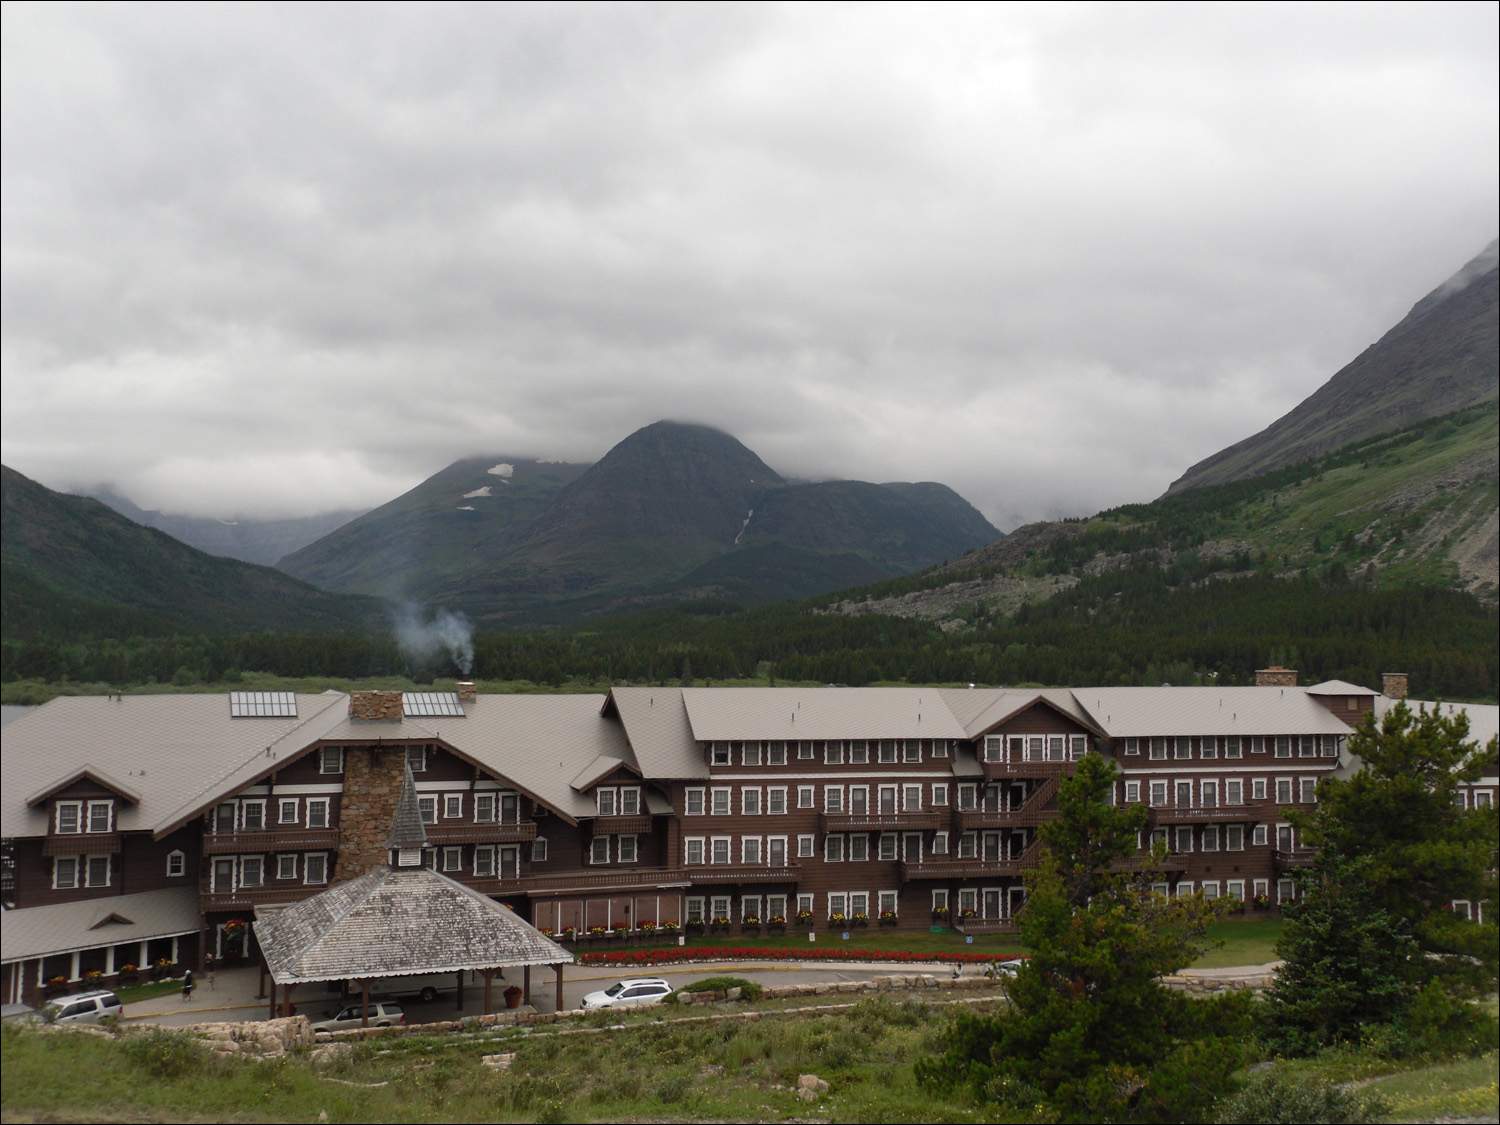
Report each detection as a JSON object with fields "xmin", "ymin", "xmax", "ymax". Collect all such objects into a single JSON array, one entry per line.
[
  {"xmin": 677, "ymin": 976, "xmax": 763, "ymax": 1000},
  {"xmin": 1395, "ymin": 981, "xmax": 1500, "ymax": 1058},
  {"xmin": 1214, "ymin": 1069, "xmax": 1389, "ymax": 1124},
  {"xmin": 122, "ymin": 1027, "xmax": 207, "ymax": 1079}
]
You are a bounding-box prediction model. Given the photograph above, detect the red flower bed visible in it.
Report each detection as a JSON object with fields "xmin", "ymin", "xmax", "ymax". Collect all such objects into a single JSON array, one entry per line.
[{"xmin": 576, "ymin": 945, "xmax": 1028, "ymax": 968}]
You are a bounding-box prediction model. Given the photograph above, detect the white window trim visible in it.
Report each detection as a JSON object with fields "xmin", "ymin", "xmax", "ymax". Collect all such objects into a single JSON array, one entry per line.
[
  {"xmin": 166, "ymin": 850, "xmax": 186, "ymax": 878},
  {"xmin": 277, "ymin": 854, "xmax": 298, "ymax": 880},
  {"xmin": 685, "ymin": 787, "xmax": 705, "ymax": 816},
  {"xmin": 306, "ymin": 797, "xmax": 330, "ymax": 829},
  {"xmin": 304, "ymin": 852, "xmax": 329, "ymax": 884},
  {"xmin": 279, "ymin": 798, "xmax": 300, "ymax": 825}
]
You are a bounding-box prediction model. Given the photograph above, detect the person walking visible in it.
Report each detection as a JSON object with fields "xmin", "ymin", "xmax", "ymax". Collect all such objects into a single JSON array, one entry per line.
[
  {"xmin": 180, "ymin": 968, "xmax": 195, "ymax": 1003},
  {"xmin": 205, "ymin": 954, "xmax": 216, "ymax": 991}
]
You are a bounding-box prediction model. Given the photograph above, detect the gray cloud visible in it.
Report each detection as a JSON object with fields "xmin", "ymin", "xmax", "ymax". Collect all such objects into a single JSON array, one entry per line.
[{"xmin": 2, "ymin": 2, "xmax": 1496, "ymax": 526}]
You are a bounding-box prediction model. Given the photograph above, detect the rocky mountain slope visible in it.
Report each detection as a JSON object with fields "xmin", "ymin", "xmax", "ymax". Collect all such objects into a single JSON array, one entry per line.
[
  {"xmin": 1169, "ymin": 240, "xmax": 1498, "ymax": 493},
  {"xmin": 280, "ymin": 421, "xmax": 1000, "ymax": 624}
]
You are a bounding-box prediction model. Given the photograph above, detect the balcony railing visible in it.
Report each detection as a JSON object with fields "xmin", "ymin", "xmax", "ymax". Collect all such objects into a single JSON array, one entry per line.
[
  {"xmin": 1273, "ymin": 847, "xmax": 1317, "ymax": 870},
  {"xmin": 980, "ymin": 757, "xmax": 1078, "ymax": 781},
  {"xmin": 425, "ymin": 821, "xmax": 538, "ymax": 844},
  {"xmin": 819, "ymin": 810, "xmax": 945, "ymax": 833},
  {"xmin": 43, "ymin": 833, "xmax": 121, "ymax": 856},
  {"xmin": 1148, "ymin": 806, "xmax": 1259, "ymax": 825},
  {"xmin": 589, "ymin": 815, "xmax": 653, "ymax": 836},
  {"xmin": 685, "ymin": 863, "xmax": 802, "ymax": 885},
  {"xmin": 518, "ymin": 866, "xmax": 691, "ymax": 895},
  {"xmin": 200, "ymin": 885, "xmax": 326, "ymax": 912},
  {"xmin": 203, "ymin": 828, "xmax": 340, "ymax": 855}
]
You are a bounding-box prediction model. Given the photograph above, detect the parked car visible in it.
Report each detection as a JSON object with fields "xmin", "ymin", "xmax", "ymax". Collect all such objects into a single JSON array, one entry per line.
[
  {"xmin": 579, "ymin": 977, "xmax": 674, "ymax": 1010},
  {"xmin": 345, "ymin": 973, "xmax": 455, "ymax": 1004},
  {"xmin": 34, "ymin": 990, "xmax": 123, "ymax": 1025},
  {"xmin": 311, "ymin": 1000, "xmax": 405, "ymax": 1032}
]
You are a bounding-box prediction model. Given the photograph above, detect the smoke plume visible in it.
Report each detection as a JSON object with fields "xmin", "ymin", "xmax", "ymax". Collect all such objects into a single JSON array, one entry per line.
[{"xmin": 392, "ymin": 603, "xmax": 475, "ymax": 675}]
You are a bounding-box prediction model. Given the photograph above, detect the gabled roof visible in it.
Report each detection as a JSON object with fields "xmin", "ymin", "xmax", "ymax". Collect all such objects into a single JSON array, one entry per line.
[
  {"xmin": 0, "ymin": 886, "xmax": 200, "ymax": 963},
  {"xmin": 1306, "ymin": 680, "xmax": 1378, "ymax": 696},
  {"xmin": 938, "ymin": 688, "xmax": 1104, "ymax": 739},
  {"xmin": 253, "ymin": 868, "xmax": 571, "ymax": 984},
  {"xmin": 1077, "ymin": 686, "xmax": 1354, "ymax": 738},
  {"xmin": 605, "ymin": 688, "xmax": 706, "ymax": 780},
  {"xmin": 25, "ymin": 766, "xmax": 142, "ymax": 808},
  {"xmin": 570, "ymin": 752, "xmax": 637, "ymax": 792},
  {"xmin": 680, "ymin": 687, "xmax": 971, "ymax": 742}
]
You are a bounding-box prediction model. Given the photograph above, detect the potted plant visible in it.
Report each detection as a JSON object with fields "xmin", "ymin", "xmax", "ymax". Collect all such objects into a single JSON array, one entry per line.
[
  {"xmin": 1252, "ymin": 893, "xmax": 1271, "ymax": 910},
  {"xmin": 878, "ymin": 908, "xmax": 898, "ymax": 927},
  {"xmin": 741, "ymin": 914, "xmax": 760, "ymax": 935},
  {"xmin": 710, "ymin": 915, "xmax": 731, "ymax": 934},
  {"xmin": 560, "ymin": 926, "xmax": 578, "ymax": 941},
  {"xmin": 503, "ymin": 985, "xmax": 524, "ymax": 1010},
  {"xmin": 612, "ymin": 923, "xmax": 629, "ymax": 939},
  {"xmin": 639, "ymin": 921, "xmax": 657, "ymax": 938},
  {"xmin": 932, "ymin": 906, "xmax": 950, "ymax": 922},
  {"xmin": 660, "ymin": 921, "xmax": 679, "ymax": 936},
  {"xmin": 118, "ymin": 962, "xmax": 140, "ymax": 985},
  {"xmin": 45, "ymin": 975, "xmax": 70, "ymax": 998},
  {"xmin": 851, "ymin": 912, "xmax": 870, "ymax": 928},
  {"xmin": 587, "ymin": 925, "xmax": 607, "ymax": 940},
  {"xmin": 795, "ymin": 909, "xmax": 815, "ymax": 927},
  {"xmin": 828, "ymin": 911, "xmax": 848, "ymax": 928},
  {"xmin": 685, "ymin": 918, "xmax": 705, "ymax": 936},
  {"xmin": 767, "ymin": 914, "xmax": 787, "ymax": 935}
]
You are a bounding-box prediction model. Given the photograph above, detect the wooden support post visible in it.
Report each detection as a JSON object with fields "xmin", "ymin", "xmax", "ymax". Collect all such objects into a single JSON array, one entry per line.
[
  {"xmin": 523, "ymin": 965, "xmax": 531, "ymax": 1005},
  {"xmin": 455, "ymin": 969, "xmax": 464, "ymax": 1011},
  {"xmin": 257, "ymin": 958, "xmax": 267, "ymax": 1000},
  {"xmin": 360, "ymin": 979, "xmax": 372, "ymax": 1027},
  {"xmin": 268, "ymin": 983, "xmax": 276, "ymax": 1021},
  {"xmin": 280, "ymin": 982, "xmax": 297, "ymax": 1019},
  {"xmin": 482, "ymin": 969, "xmax": 494, "ymax": 1015},
  {"xmin": 554, "ymin": 962, "xmax": 565, "ymax": 1014}
]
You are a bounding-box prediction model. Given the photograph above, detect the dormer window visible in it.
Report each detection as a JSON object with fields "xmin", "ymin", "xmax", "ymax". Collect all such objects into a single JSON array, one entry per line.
[
  {"xmin": 598, "ymin": 789, "xmax": 616, "ymax": 816},
  {"xmin": 56, "ymin": 802, "xmax": 82, "ymax": 834},
  {"xmin": 620, "ymin": 788, "xmax": 640, "ymax": 816},
  {"xmin": 88, "ymin": 802, "xmax": 113, "ymax": 833}
]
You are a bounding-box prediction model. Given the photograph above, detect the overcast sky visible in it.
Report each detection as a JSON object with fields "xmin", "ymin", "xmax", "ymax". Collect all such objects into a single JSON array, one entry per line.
[{"xmin": 3, "ymin": 2, "xmax": 1496, "ymax": 531}]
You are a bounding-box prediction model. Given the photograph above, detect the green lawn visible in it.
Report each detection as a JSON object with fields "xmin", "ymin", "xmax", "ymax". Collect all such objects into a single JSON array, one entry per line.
[
  {"xmin": 1365, "ymin": 1051, "xmax": 1500, "ymax": 1122},
  {"xmin": 1189, "ymin": 916, "xmax": 1283, "ymax": 968}
]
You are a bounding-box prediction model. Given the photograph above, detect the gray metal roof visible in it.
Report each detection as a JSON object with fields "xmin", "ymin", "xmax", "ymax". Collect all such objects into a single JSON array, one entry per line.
[
  {"xmin": 1, "ymin": 693, "xmax": 349, "ymax": 839},
  {"xmin": 936, "ymin": 688, "xmax": 1103, "ymax": 738},
  {"xmin": 1077, "ymin": 686, "xmax": 1354, "ymax": 738},
  {"xmin": 1306, "ymin": 679, "xmax": 1378, "ymax": 696},
  {"xmin": 1, "ymin": 886, "xmax": 200, "ymax": 963},
  {"xmin": 1376, "ymin": 698, "xmax": 1499, "ymax": 750},
  {"xmin": 681, "ymin": 687, "xmax": 972, "ymax": 741},
  {"xmin": 607, "ymin": 688, "xmax": 707, "ymax": 780},
  {"xmin": 253, "ymin": 868, "xmax": 572, "ymax": 984}
]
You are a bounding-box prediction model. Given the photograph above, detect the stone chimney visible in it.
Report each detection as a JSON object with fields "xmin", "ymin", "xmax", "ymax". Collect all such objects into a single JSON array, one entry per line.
[
  {"xmin": 455, "ymin": 681, "xmax": 477, "ymax": 702},
  {"xmin": 349, "ymin": 690, "xmax": 403, "ymax": 720},
  {"xmin": 1382, "ymin": 672, "xmax": 1409, "ymax": 700},
  {"xmin": 1255, "ymin": 666, "xmax": 1298, "ymax": 688}
]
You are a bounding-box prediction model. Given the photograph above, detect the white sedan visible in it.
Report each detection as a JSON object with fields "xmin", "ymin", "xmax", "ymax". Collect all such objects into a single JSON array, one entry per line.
[{"xmin": 579, "ymin": 977, "xmax": 674, "ymax": 1010}]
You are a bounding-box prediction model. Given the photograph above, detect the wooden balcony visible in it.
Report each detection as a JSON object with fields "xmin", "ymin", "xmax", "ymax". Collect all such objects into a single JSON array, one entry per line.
[
  {"xmin": 518, "ymin": 866, "xmax": 691, "ymax": 895},
  {"xmin": 203, "ymin": 828, "xmax": 339, "ymax": 855},
  {"xmin": 1148, "ymin": 806, "xmax": 1259, "ymax": 825},
  {"xmin": 425, "ymin": 820, "xmax": 538, "ymax": 844},
  {"xmin": 953, "ymin": 916, "xmax": 1021, "ymax": 935},
  {"xmin": 980, "ymin": 758, "xmax": 1078, "ymax": 782},
  {"xmin": 898, "ymin": 855, "xmax": 1039, "ymax": 883},
  {"xmin": 43, "ymin": 833, "xmax": 121, "ymax": 856},
  {"xmin": 820, "ymin": 810, "xmax": 945, "ymax": 833},
  {"xmin": 589, "ymin": 815, "xmax": 653, "ymax": 837},
  {"xmin": 1273, "ymin": 848, "xmax": 1317, "ymax": 870},
  {"xmin": 200, "ymin": 885, "xmax": 325, "ymax": 913},
  {"xmin": 685, "ymin": 863, "xmax": 802, "ymax": 885}
]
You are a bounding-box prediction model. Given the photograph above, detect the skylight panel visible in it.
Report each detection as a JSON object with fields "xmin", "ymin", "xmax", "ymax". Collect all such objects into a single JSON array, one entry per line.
[
  {"xmin": 403, "ymin": 692, "xmax": 465, "ymax": 717},
  {"xmin": 229, "ymin": 691, "xmax": 298, "ymax": 718}
]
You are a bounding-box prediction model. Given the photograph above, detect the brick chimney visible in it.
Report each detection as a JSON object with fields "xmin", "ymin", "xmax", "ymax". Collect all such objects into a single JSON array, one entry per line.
[
  {"xmin": 1255, "ymin": 666, "xmax": 1298, "ymax": 688},
  {"xmin": 349, "ymin": 690, "xmax": 403, "ymax": 720},
  {"xmin": 455, "ymin": 681, "xmax": 477, "ymax": 702},
  {"xmin": 1382, "ymin": 672, "xmax": 1409, "ymax": 700}
]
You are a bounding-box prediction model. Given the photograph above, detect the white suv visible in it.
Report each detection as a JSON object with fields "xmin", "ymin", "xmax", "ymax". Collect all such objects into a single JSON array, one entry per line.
[
  {"xmin": 579, "ymin": 977, "xmax": 673, "ymax": 1010},
  {"xmin": 311, "ymin": 1000, "xmax": 406, "ymax": 1033},
  {"xmin": 38, "ymin": 990, "xmax": 124, "ymax": 1025}
]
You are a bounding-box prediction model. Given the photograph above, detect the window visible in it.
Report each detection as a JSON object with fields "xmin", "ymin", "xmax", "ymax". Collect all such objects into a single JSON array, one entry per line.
[
  {"xmin": 241, "ymin": 801, "xmax": 266, "ymax": 831},
  {"xmin": 1300, "ymin": 777, "xmax": 1318, "ymax": 804},
  {"xmin": 532, "ymin": 836, "xmax": 548, "ymax": 863},
  {"xmin": 616, "ymin": 785, "xmax": 637, "ymax": 813},
  {"xmin": 618, "ymin": 836, "xmax": 638, "ymax": 863},
  {"xmin": 1202, "ymin": 826, "xmax": 1219, "ymax": 852},
  {"xmin": 444, "ymin": 794, "xmax": 463, "ymax": 819},
  {"xmin": 879, "ymin": 740, "xmax": 897, "ymax": 764},
  {"xmin": 1174, "ymin": 737, "xmax": 1192, "ymax": 760},
  {"xmin": 767, "ymin": 787, "xmax": 787, "ymax": 814},
  {"xmin": 711, "ymin": 788, "xmax": 731, "ymax": 816},
  {"xmin": 166, "ymin": 850, "xmax": 186, "ymax": 877},
  {"xmin": 685, "ymin": 788, "xmax": 704, "ymax": 815},
  {"xmin": 878, "ymin": 786, "xmax": 898, "ymax": 815},
  {"xmin": 932, "ymin": 783, "xmax": 949, "ymax": 806},
  {"xmin": 1149, "ymin": 737, "xmax": 1167, "ymax": 760},
  {"xmin": 597, "ymin": 789, "xmax": 616, "ymax": 816},
  {"xmin": 768, "ymin": 837, "xmax": 787, "ymax": 866},
  {"xmin": 305, "ymin": 853, "xmax": 328, "ymax": 884},
  {"xmin": 278, "ymin": 798, "xmax": 299, "ymax": 825},
  {"xmin": 1226, "ymin": 825, "xmax": 1244, "ymax": 851},
  {"xmin": 849, "ymin": 740, "xmax": 869, "ymax": 765},
  {"xmin": 1252, "ymin": 778, "xmax": 1267, "ymax": 800},
  {"xmin": 798, "ymin": 741, "xmax": 814, "ymax": 760},
  {"xmin": 743, "ymin": 742, "xmax": 762, "ymax": 767},
  {"xmin": 829, "ymin": 892, "xmax": 849, "ymax": 919},
  {"xmin": 1299, "ymin": 736, "xmax": 1316, "ymax": 758},
  {"xmin": 1201, "ymin": 780, "xmax": 1218, "ymax": 808},
  {"xmin": 850, "ymin": 892, "xmax": 869, "ymax": 917},
  {"xmin": 1224, "ymin": 736, "xmax": 1242, "ymax": 760},
  {"xmin": 1202, "ymin": 880, "xmax": 1220, "ymax": 900},
  {"xmin": 1226, "ymin": 879, "xmax": 1245, "ymax": 901},
  {"xmin": 797, "ymin": 786, "xmax": 814, "ymax": 809},
  {"xmin": 1451, "ymin": 900, "xmax": 1473, "ymax": 921},
  {"xmin": 741, "ymin": 837, "xmax": 760, "ymax": 864},
  {"xmin": 239, "ymin": 856, "xmax": 262, "ymax": 888},
  {"xmin": 1276, "ymin": 779, "xmax": 1293, "ymax": 805},
  {"xmin": 878, "ymin": 834, "xmax": 898, "ymax": 861},
  {"xmin": 1176, "ymin": 880, "xmax": 1194, "ymax": 898},
  {"xmin": 931, "ymin": 739, "xmax": 949, "ymax": 758},
  {"xmin": 1225, "ymin": 780, "xmax": 1243, "ymax": 805},
  {"xmin": 958, "ymin": 832, "xmax": 977, "ymax": 859},
  {"xmin": 278, "ymin": 854, "xmax": 298, "ymax": 880},
  {"xmin": 1124, "ymin": 737, "xmax": 1139, "ymax": 756},
  {"xmin": 825, "ymin": 836, "xmax": 845, "ymax": 862},
  {"xmin": 1274, "ymin": 736, "xmax": 1292, "ymax": 758},
  {"xmin": 768, "ymin": 742, "xmax": 787, "ymax": 766},
  {"xmin": 442, "ymin": 847, "xmax": 462, "ymax": 872},
  {"xmin": 824, "ymin": 787, "xmax": 844, "ymax": 814},
  {"xmin": 685, "ymin": 838, "xmax": 705, "ymax": 865},
  {"xmin": 1071, "ymin": 735, "xmax": 1087, "ymax": 759},
  {"xmin": 475, "ymin": 846, "xmax": 496, "ymax": 876},
  {"xmin": 418, "ymin": 796, "xmax": 438, "ymax": 825},
  {"xmin": 1253, "ymin": 878, "xmax": 1269, "ymax": 899},
  {"xmin": 1174, "ymin": 781, "xmax": 1192, "ymax": 807},
  {"xmin": 590, "ymin": 837, "xmax": 610, "ymax": 864},
  {"xmin": 903, "ymin": 833, "xmax": 922, "ymax": 861},
  {"xmin": 1200, "ymin": 736, "xmax": 1217, "ymax": 760},
  {"xmin": 904, "ymin": 784, "xmax": 922, "ymax": 811},
  {"xmin": 850, "ymin": 835, "xmax": 869, "ymax": 861},
  {"xmin": 54, "ymin": 857, "xmax": 78, "ymax": 889},
  {"xmin": 1151, "ymin": 827, "xmax": 1168, "ymax": 849},
  {"xmin": 798, "ymin": 834, "xmax": 815, "ymax": 858},
  {"xmin": 958, "ymin": 888, "xmax": 978, "ymax": 915},
  {"xmin": 741, "ymin": 895, "xmax": 761, "ymax": 922},
  {"xmin": 742, "ymin": 788, "xmax": 761, "ymax": 815},
  {"xmin": 768, "ymin": 893, "xmax": 788, "ymax": 919},
  {"xmin": 933, "ymin": 831, "xmax": 949, "ymax": 855},
  {"xmin": 957, "ymin": 784, "xmax": 977, "ymax": 811},
  {"xmin": 825, "ymin": 741, "xmax": 845, "ymax": 765},
  {"xmin": 711, "ymin": 837, "xmax": 731, "ymax": 864},
  {"xmin": 320, "ymin": 747, "xmax": 344, "ymax": 774},
  {"xmin": 904, "ymin": 740, "xmax": 921, "ymax": 763},
  {"xmin": 879, "ymin": 890, "xmax": 899, "ymax": 915},
  {"xmin": 1322, "ymin": 735, "xmax": 1339, "ymax": 758},
  {"xmin": 711, "ymin": 742, "xmax": 730, "ymax": 766},
  {"xmin": 1125, "ymin": 780, "xmax": 1141, "ymax": 803},
  {"xmin": 81, "ymin": 801, "xmax": 109, "ymax": 834},
  {"xmin": 1277, "ymin": 878, "xmax": 1295, "ymax": 904},
  {"xmin": 1149, "ymin": 781, "xmax": 1167, "ymax": 807},
  {"xmin": 473, "ymin": 793, "xmax": 496, "ymax": 822},
  {"xmin": 932, "ymin": 889, "xmax": 950, "ymax": 913},
  {"xmin": 686, "ymin": 896, "xmax": 706, "ymax": 924},
  {"xmin": 1251, "ymin": 736, "xmax": 1266, "ymax": 755},
  {"xmin": 1476, "ymin": 791, "xmax": 1494, "ymax": 809},
  {"xmin": 406, "ymin": 745, "xmax": 427, "ymax": 772},
  {"xmin": 56, "ymin": 801, "xmax": 82, "ymax": 834},
  {"xmin": 1174, "ymin": 826, "xmax": 1193, "ymax": 853},
  {"xmin": 1253, "ymin": 825, "xmax": 1268, "ymax": 846}
]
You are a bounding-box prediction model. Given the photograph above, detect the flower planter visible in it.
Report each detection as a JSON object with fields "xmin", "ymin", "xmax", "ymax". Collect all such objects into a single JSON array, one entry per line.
[
  {"xmin": 503, "ymin": 986, "xmax": 524, "ymax": 1010},
  {"xmin": 740, "ymin": 925, "xmax": 760, "ymax": 937}
]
